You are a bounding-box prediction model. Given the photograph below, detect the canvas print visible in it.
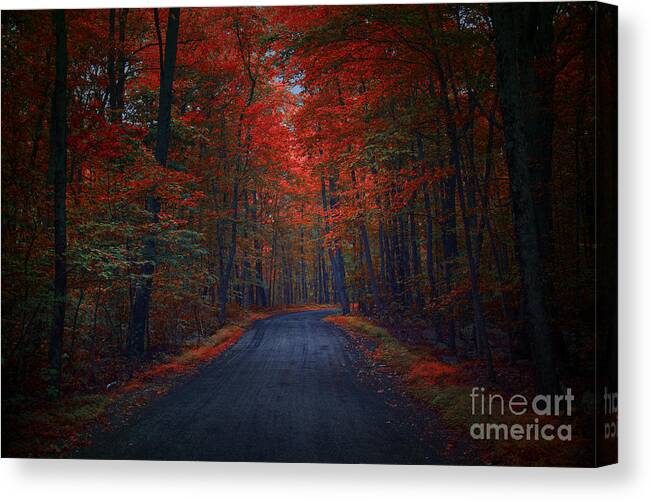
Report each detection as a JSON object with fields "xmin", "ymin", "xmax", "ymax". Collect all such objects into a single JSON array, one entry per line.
[{"xmin": 1, "ymin": 2, "xmax": 617, "ymax": 466}]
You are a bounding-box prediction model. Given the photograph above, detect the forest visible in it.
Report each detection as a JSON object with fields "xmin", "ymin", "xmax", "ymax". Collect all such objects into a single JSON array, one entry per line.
[{"xmin": 1, "ymin": 2, "xmax": 610, "ymax": 441}]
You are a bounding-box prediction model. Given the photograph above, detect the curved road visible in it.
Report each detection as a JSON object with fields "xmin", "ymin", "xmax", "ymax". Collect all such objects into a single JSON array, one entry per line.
[{"xmin": 79, "ymin": 310, "xmax": 448, "ymax": 463}]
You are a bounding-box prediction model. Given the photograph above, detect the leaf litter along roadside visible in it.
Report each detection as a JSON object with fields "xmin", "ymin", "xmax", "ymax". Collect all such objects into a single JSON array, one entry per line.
[
  {"xmin": 326, "ymin": 314, "xmax": 594, "ymax": 467},
  {"xmin": 2, "ymin": 305, "xmax": 333, "ymax": 458}
]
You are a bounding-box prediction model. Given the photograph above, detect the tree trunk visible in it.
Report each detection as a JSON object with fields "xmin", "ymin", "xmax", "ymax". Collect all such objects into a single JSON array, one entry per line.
[
  {"xmin": 398, "ymin": 212, "xmax": 411, "ymax": 306},
  {"xmin": 491, "ymin": 3, "xmax": 558, "ymax": 393},
  {"xmin": 48, "ymin": 9, "xmax": 68, "ymax": 398},
  {"xmin": 416, "ymin": 129, "xmax": 437, "ymax": 305},
  {"xmin": 129, "ymin": 8, "xmax": 180, "ymax": 356},
  {"xmin": 384, "ymin": 214, "xmax": 398, "ymax": 301},
  {"xmin": 391, "ymin": 216, "xmax": 403, "ymax": 303},
  {"xmin": 522, "ymin": 4, "xmax": 557, "ymax": 266},
  {"xmin": 116, "ymin": 9, "xmax": 129, "ymax": 114},
  {"xmin": 350, "ymin": 166, "xmax": 385, "ymax": 315},
  {"xmin": 454, "ymin": 152, "xmax": 495, "ymax": 377},
  {"xmin": 217, "ymin": 27, "xmax": 257, "ymax": 324},
  {"xmin": 409, "ymin": 197, "xmax": 424, "ymax": 310},
  {"xmin": 242, "ymin": 190, "xmax": 253, "ymax": 308},
  {"xmin": 320, "ymin": 247, "xmax": 330, "ymax": 303},
  {"xmin": 107, "ymin": 9, "xmax": 117, "ymax": 114},
  {"xmin": 218, "ymin": 179, "xmax": 239, "ymax": 325},
  {"xmin": 321, "ymin": 173, "xmax": 350, "ymax": 314},
  {"xmin": 107, "ymin": 8, "xmax": 128, "ymax": 122},
  {"xmin": 252, "ymin": 190, "xmax": 267, "ymax": 306}
]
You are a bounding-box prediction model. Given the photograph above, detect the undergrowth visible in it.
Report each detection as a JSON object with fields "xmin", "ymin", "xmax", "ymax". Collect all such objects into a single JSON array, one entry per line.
[
  {"xmin": 2, "ymin": 307, "xmax": 303, "ymax": 457},
  {"xmin": 326, "ymin": 314, "xmax": 593, "ymax": 466}
]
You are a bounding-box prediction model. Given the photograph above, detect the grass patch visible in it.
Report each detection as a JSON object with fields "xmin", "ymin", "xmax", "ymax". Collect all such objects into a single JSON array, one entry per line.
[
  {"xmin": 326, "ymin": 314, "xmax": 592, "ymax": 466},
  {"xmin": 131, "ymin": 325, "xmax": 245, "ymax": 382}
]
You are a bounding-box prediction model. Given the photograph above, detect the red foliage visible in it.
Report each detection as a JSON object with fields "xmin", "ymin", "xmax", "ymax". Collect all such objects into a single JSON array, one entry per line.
[{"xmin": 406, "ymin": 361, "xmax": 460, "ymax": 386}]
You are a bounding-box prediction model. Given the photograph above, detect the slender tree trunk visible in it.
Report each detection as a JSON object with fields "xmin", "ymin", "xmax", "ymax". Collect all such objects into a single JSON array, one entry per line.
[
  {"xmin": 153, "ymin": 9, "xmax": 179, "ymax": 167},
  {"xmin": 252, "ymin": 190, "xmax": 267, "ymax": 306},
  {"xmin": 218, "ymin": 179, "xmax": 239, "ymax": 325},
  {"xmin": 454, "ymin": 151, "xmax": 495, "ymax": 377},
  {"xmin": 68, "ymin": 288, "xmax": 84, "ymax": 373},
  {"xmin": 217, "ymin": 29, "xmax": 256, "ymax": 325},
  {"xmin": 116, "ymin": 9, "xmax": 129, "ymax": 114},
  {"xmin": 300, "ymin": 225, "xmax": 308, "ymax": 304},
  {"xmin": 384, "ymin": 213, "xmax": 398, "ymax": 301},
  {"xmin": 129, "ymin": 8, "xmax": 180, "ymax": 356},
  {"xmin": 320, "ymin": 247, "xmax": 330, "ymax": 303},
  {"xmin": 436, "ymin": 144, "xmax": 459, "ymax": 351},
  {"xmin": 421, "ymin": 13, "xmax": 461, "ymax": 351},
  {"xmin": 315, "ymin": 249, "xmax": 322, "ymax": 303},
  {"xmin": 269, "ymin": 225, "xmax": 277, "ymax": 307},
  {"xmin": 104, "ymin": 8, "xmax": 128, "ymax": 121},
  {"xmin": 107, "ymin": 9, "xmax": 117, "ymax": 114},
  {"xmin": 476, "ymin": 111, "xmax": 515, "ymax": 339},
  {"xmin": 350, "ymin": 167, "xmax": 385, "ymax": 315},
  {"xmin": 378, "ymin": 218, "xmax": 386, "ymax": 289},
  {"xmin": 48, "ymin": 10, "xmax": 68, "ymax": 398},
  {"xmin": 88, "ymin": 292, "xmax": 102, "ymax": 386},
  {"xmin": 398, "ymin": 212, "xmax": 411, "ymax": 306},
  {"xmin": 431, "ymin": 26, "xmax": 492, "ymax": 368},
  {"xmin": 408, "ymin": 197, "xmax": 424, "ymax": 310},
  {"xmin": 423, "ymin": 188, "xmax": 436, "ymax": 299},
  {"xmin": 321, "ymin": 173, "xmax": 350, "ymax": 314},
  {"xmin": 435, "ymin": 69, "xmax": 465, "ymax": 354},
  {"xmin": 391, "ymin": 215, "xmax": 404, "ymax": 303},
  {"xmin": 359, "ymin": 223, "xmax": 385, "ymax": 315},
  {"xmin": 414, "ymin": 132, "xmax": 437, "ymax": 303},
  {"xmin": 242, "ymin": 190, "xmax": 253, "ymax": 308}
]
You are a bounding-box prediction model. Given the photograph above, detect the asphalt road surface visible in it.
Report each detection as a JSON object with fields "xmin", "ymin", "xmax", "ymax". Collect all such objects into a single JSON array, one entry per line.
[{"xmin": 79, "ymin": 310, "xmax": 448, "ymax": 463}]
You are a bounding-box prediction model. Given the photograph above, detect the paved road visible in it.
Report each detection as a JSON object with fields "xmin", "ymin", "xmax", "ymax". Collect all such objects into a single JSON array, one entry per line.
[{"xmin": 79, "ymin": 310, "xmax": 447, "ymax": 463}]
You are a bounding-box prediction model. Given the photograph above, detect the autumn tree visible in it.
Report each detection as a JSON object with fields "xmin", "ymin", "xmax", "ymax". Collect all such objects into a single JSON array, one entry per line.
[
  {"xmin": 1, "ymin": 4, "xmax": 601, "ymax": 401},
  {"xmin": 129, "ymin": 8, "xmax": 180, "ymax": 357},
  {"xmin": 47, "ymin": 9, "xmax": 68, "ymax": 398},
  {"xmin": 491, "ymin": 3, "xmax": 558, "ymax": 393}
]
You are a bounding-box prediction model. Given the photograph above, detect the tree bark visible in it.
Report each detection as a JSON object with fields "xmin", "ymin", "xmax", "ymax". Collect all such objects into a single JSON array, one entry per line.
[
  {"xmin": 218, "ymin": 179, "xmax": 239, "ymax": 324},
  {"xmin": 129, "ymin": 8, "xmax": 180, "ymax": 356},
  {"xmin": 217, "ymin": 25, "xmax": 256, "ymax": 325},
  {"xmin": 321, "ymin": 173, "xmax": 350, "ymax": 314},
  {"xmin": 48, "ymin": 9, "xmax": 68, "ymax": 398},
  {"xmin": 252, "ymin": 190, "xmax": 267, "ymax": 306},
  {"xmin": 107, "ymin": 9, "xmax": 117, "ymax": 114},
  {"xmin": 409, "ymin": 197, "xmax": 424, "ymax": 310},
  {"xmin": 320, "ymin": 247, "xmax": 330, "ymax": 303},
  {"xmin": 350, "ymin": 167, "xmax": 385, "ymax": 315},
  {"xmin": 491, "ymin": 3, "xmax": 558, "ymax": 393},
  {"xmin": 116, "ymin": 9, "xmax": 129, "ymax": 114},
  {"xmin": 416, "ymin": 133, "xmax": 437, "ymax": 301}
]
